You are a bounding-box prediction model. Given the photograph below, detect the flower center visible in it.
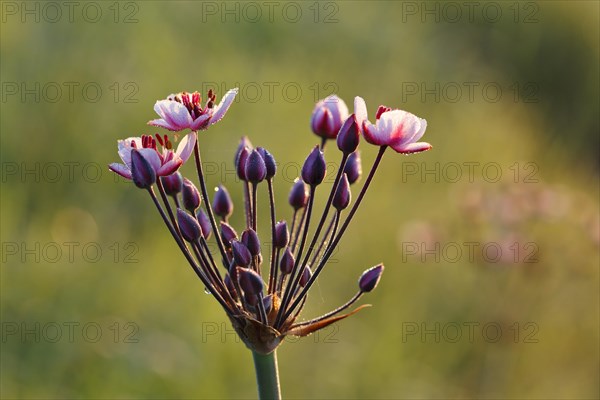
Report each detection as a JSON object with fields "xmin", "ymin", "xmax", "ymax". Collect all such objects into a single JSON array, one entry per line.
[{"xmin": 169, "ymin": 90, "xmax": 217, "ymax": 120}]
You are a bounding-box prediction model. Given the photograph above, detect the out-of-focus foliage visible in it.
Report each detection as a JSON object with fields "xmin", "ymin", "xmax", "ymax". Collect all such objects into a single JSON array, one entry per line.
[{"xmin": 1, "ymin": 1, "xmax": 598, "ymax": 399}]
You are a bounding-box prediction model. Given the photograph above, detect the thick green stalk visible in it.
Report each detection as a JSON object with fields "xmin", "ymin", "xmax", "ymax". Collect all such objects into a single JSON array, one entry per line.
[{"xmin": 252, "ymin": 350, "xmax": 281, "ymax": 400}]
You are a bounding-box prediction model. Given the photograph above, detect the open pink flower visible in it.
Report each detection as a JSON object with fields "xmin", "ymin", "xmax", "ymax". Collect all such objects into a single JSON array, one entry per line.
[
  {"xmin": 109, "ymin": 132, "xmax": 197, "ymax": 180},
  {"xmin": 148, "ymin": 88, "xmax": 238, "ymax": 132},
  {"xmin": 354, "ymin": 96, "xmax": 431, "ymax": 154},
  {"xmin": 311, "ymin": 95, "xmax": 349, "ymax": 139}
]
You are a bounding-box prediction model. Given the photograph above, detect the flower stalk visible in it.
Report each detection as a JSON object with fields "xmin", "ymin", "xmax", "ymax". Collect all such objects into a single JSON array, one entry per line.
[{"xmin": 252, "ymin": 350, "xmax": 281, "ymax": 400}]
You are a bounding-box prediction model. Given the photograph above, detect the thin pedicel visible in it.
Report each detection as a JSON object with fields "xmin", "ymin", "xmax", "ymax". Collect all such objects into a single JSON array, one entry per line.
[{"xmin": 109, "ymin": 89, "xmax": 432, "ymax": 399}]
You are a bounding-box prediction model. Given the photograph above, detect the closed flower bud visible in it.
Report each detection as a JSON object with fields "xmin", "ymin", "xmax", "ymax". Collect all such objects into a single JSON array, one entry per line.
[
  {"xmin": 299, "ymin": 266, "xmax": 312, "ymax": 287},
  {"xmin": 274, "ymin": 221, "xmax": 290, "ymax": 249},
  {"xmin": 131, "ymin": 149, "xmax": 156, "ymax": 189},
  {"xmin": 336, "ymin": 114, "xmax": 360, "ymax": 154},
  {"xmin": 301, "ymin": 146, "xmax": 326, "ymax": 186},
  {"xmin": 177, "ymin": 209, "xmax": 202, "ymax": 242},
  {"xmin": 245, "ymin": 149, "xmax": 267, "ymax": 183},
  {"xmin": 220, "ymin": 222, "xmax": 239, "ymax": 247},
  {"xmin": 311, "ymin": 95, "xmax": 349, "ymax": 140},
  {"xmin": 333, "ymin": 174, "xmax": 351, "ymax": 211},
  {"xmin": 213, "ymin": 185, "xmax": 233, "ymax": 220},
  {"xmin": 231, "ymin": 240, "xmax": 252, "ymax": 267},
  {"xmin": 196, "ymin": 209, "xmax": 212, "ymax": 239},
  {"xmin": 224, "ymin": 273, "xmax": 238, "ymax": 300},
  {"xmin": 235, "ymin": 136, "xmax": 252, "ymax": 165},
  {"xmin": 344, "ymin": 151, "xmax": 362, "ymax": 184},
  {"xmin": 236, "ymin": 146, "xmax": 250, "ymax": 181},
  {"xmin": 257, "ymin": 147, "xmax": 277, "ymax": 179},
  {"xmin": 359, "ymin": 264, "xmax": 384, "ymax": 293},
  {"xmin": 160, "ymin": 172, "xmax": 183, "ymax": 196},
  {"xmin": 237, "ymin": 267, "xmax": 264, "ymax": 296},
  {"xmin": 289, "ymin": 179, "xmax": 309, "ymax": 210},
  {"xmin": 279, "ymin": 247, "xmax": 295, "ymax": 275},
  {"xmin": 182, "ymin": 178, "xmax": 201, "ymax": 212},
  {"xmin": 241, "ymin": 229, "xmax": 261, "ymax": 256}
]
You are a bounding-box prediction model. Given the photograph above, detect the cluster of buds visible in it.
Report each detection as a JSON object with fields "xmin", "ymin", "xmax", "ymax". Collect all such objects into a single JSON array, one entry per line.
[{"xmin": 110, "ymin": 90, "xmax": 431, "ymax": 354}]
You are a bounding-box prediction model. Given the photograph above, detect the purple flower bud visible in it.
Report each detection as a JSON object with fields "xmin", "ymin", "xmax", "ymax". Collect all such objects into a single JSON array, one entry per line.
[
  {"xmin": 182, "ymin": 178, "xmax": 201, "ymax": 212},
  {"xmin": 274, "ymin": 221, "xmax": 290, "ymax": 249},
  {"xmin": 237, "ymin": 267, "xmax": 264, "ymax": 296},
  {"xmin": 299, "ymin": 266, "xmax": 312, "ymax": 287},
  {"xmin": 333, "ymin": 174, "xmax": 351, "ymax": 211},
  {"xmin": 301, "ymin": 146, "xmax": 326, "ymax": 186},
  {"xmin": 160, "ymin": 172, "xmax": 183, "ymax": 196},
  {"xmin": 245, "ymin": 149, "xmax": 267, "ymax": 183},
  {"xmin": 231, "ymin": 240, "xmax": 252, "ymax": 267},
  {"xmin": 289, "ymin": 179, "xmax": 309, "ymax": 210},
  {"xmin": 236, "ymin": 146, "xmax": 250, "ymax": 181},
  {"xmin": 196, "ymin": 209, "xmax": 212, "ymax": 239},
  {"xmin": 212, "ymin": 185, "xmax": 233, "ymax": 220},
  {"xmin": 336, "ymin": 114, "xmax": 360, "ymax": 154},
  {"xmin": 131, "ymin": 149, "xmax": 156, "ymax": 189},
  {"xmin": 263, "ymin": 294, "xmax": 273, "ymax": 314},
  {"xmin": 359, "ymin": 264, "xmax": 384, "ymax": 293},
  {"xmin": 224, "ymin": 273, "xmax": 238, "ymax": 300},
  {"xmin": 235, "ymin": 136, "xmax": 253, "ymax": 165},
  {"xmin": 279, "ymin": 247, "xmax": 295, "ymax": 275},
  {"xmin": 220, "ymin": 222, "xmax": 239, "ymax": 247},
  {"xmin": 311, "ymin": 95, "xmax": 349, "ymax": 140},
  {"xmin": 177, "ymin": 209, "xmax": 202, "ymax": 242},
  {"xmin": 257, "ymin": 147, "xmax": 276, "ymax": 179},
  {"xmin": 241, "ymin": 229, "xmax": 261, "ymax": 256},
  {"xmin": 344, "ymin": 151, "xmax": 362, "ymax": 185}
]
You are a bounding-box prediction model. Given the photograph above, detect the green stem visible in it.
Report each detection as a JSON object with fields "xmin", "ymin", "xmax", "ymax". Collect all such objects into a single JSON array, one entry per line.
[{"xmin": 252, "ymin": 350, "xmax": 281, "ymax": 400}]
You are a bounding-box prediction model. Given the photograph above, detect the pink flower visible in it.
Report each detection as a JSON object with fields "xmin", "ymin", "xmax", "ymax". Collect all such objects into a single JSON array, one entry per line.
[
  {"xmin": 311, "ymin": 95, "xmax": 349, "ymax": 139},
  {"xmin": 354, "ymin": 96, "xmax": 431, "ymax": 154},
  {"xmin": 148, "ymin": 88, "xmax": 238, "ymax": 132},
  {"xmin": 109, "ymin": 133, "xmax": 197, "ymax": 180}
]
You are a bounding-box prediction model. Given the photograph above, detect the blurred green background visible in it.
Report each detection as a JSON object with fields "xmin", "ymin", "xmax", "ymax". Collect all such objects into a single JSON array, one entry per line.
[{"xmin": 1, "ymin": 1, "xmax": 598, "ymax": 399}]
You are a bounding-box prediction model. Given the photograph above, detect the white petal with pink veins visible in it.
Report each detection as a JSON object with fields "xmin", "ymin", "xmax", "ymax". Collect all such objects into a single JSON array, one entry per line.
[
  {"xmin": 190, "ymin": 114, "xmax": 212, "ymax": 131},
  {"xmin": 154, "ymin": 100, "xmax": 193, "ymax": 131},
  {"xmin": 210, "ymin": 88, "xmax": 239, "ymax": 126},
  {"xmin": 117, "ymin": 137, "xmax": 142, "ymax": 168},
  {"xmin": 391, "ymin": 141, "xmax": 432, "ymax": 154},
  {"xmin": 379, "ymin": 110, "xmax": 421, "ymax": 145},
  {"xmin": 176, "ymin": 132, "xmax": 197, "ymax": 162},
  {"xmin": 108, "ymin": 163, "xmax": 132, "ymax": 179},
  {"xmin": 158, "ymin": 159, "xmax": 183, "ymax": 176},
  {"xmin": 363, "ymin": 120, "xmax": 386, "ymax": 145},
  {"xmin": 148, "ymin": 118, "xmax": 179, "ymax": 131},
  {"xmin": 354, "ymin": 96, "xmax": 368, "ymax": 131}
]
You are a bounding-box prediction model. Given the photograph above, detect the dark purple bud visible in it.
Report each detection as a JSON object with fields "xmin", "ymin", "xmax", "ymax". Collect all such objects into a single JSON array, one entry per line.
[
  {"xmin": 279, "ymin": 247, "xmax": 295, "ymax": 275},
  {"xmin": 237, "ymin": 267, "xmax": 264, "ymax": 296},
  {"xmin": 289, "ymin": 179, "xmax": 309, "ymax": 210},
  {"xmin": 177, "ymin": 209, "xmax": 202, "ymax": 242},
  {"xmin": 245, "ymin": 149, "xmax": 267, "ymax": 183},
  {"xmin": 224, "ymin": 273, "xmax": 238, "ymax": 300},
  {"xmin": 212, "ymin": 185, "xmax": 233, "ymax": 220},
  {"xmin": 220, "ymin": 222, "xmax": 239, "ymax": 247},
  {"xmin": 231, "ymin": 240, "xmax": 252, "ymax": 267},
  {"xmin": 235, "ymin": 136, "xmax": 253, "ymax": 165},
  {"xmin": 274, "ymin": 221, "xmax": 290, "ymax": 249},
  {"xmin": 241, "ymin": 229, "xmax": 261, "ymax": 257},
  {"xmin": 336, "ymin": 114, "xmax": 360, "ymax": 154},
  {"xmin": 182, "ymin": 178, "xmax": 201, "ymax": 212},
  {"xmin": 359, "ymin": 264, "xmax": 384, "ymax": 293},
  {"xmin": 236, "ymin": 146, "xmax": 250, "ymax": 181},
  {"xmin": 257, "ymin": 147, "xmax": 277, "ymax": 179},
  {"xmin": 299, "ymin": 266, "xmax": 312, "ymax": 287},
  {"xmin": 263, "ymin": 294, "xmax": 273, "ymax": 314},
  {"xmin": 131, "ymin": 149, "xmax": 156, "ymax": 189},
  {"xmin": 160, "ymin": 172, "xmax": 183, "ymax": 196},
  {"xmin": 301, "ymin": 146, "xmax": 326, "ymax": 186},
  {"xmin": 344, "ymin": 151, "xmax": 362, "ymax": 185},
  {"xmin": 196, "ymin": 209, "xmax": 212, "ymax": 239},
  {"xmin": 333, "ymin": 174, "xmax": 351, "ymax": 211}
]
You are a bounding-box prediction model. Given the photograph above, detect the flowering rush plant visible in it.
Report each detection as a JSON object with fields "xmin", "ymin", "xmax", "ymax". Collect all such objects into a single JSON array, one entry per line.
[{"xmin": 109, "ymin": 88, "xmax": 431, "ymax": 399}]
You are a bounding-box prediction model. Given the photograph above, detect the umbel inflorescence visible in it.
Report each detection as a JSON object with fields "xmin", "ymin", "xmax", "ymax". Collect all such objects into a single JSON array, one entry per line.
[{"xmin": 109, "ymin": 89, "xmax": 431, "ymax": 354}]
